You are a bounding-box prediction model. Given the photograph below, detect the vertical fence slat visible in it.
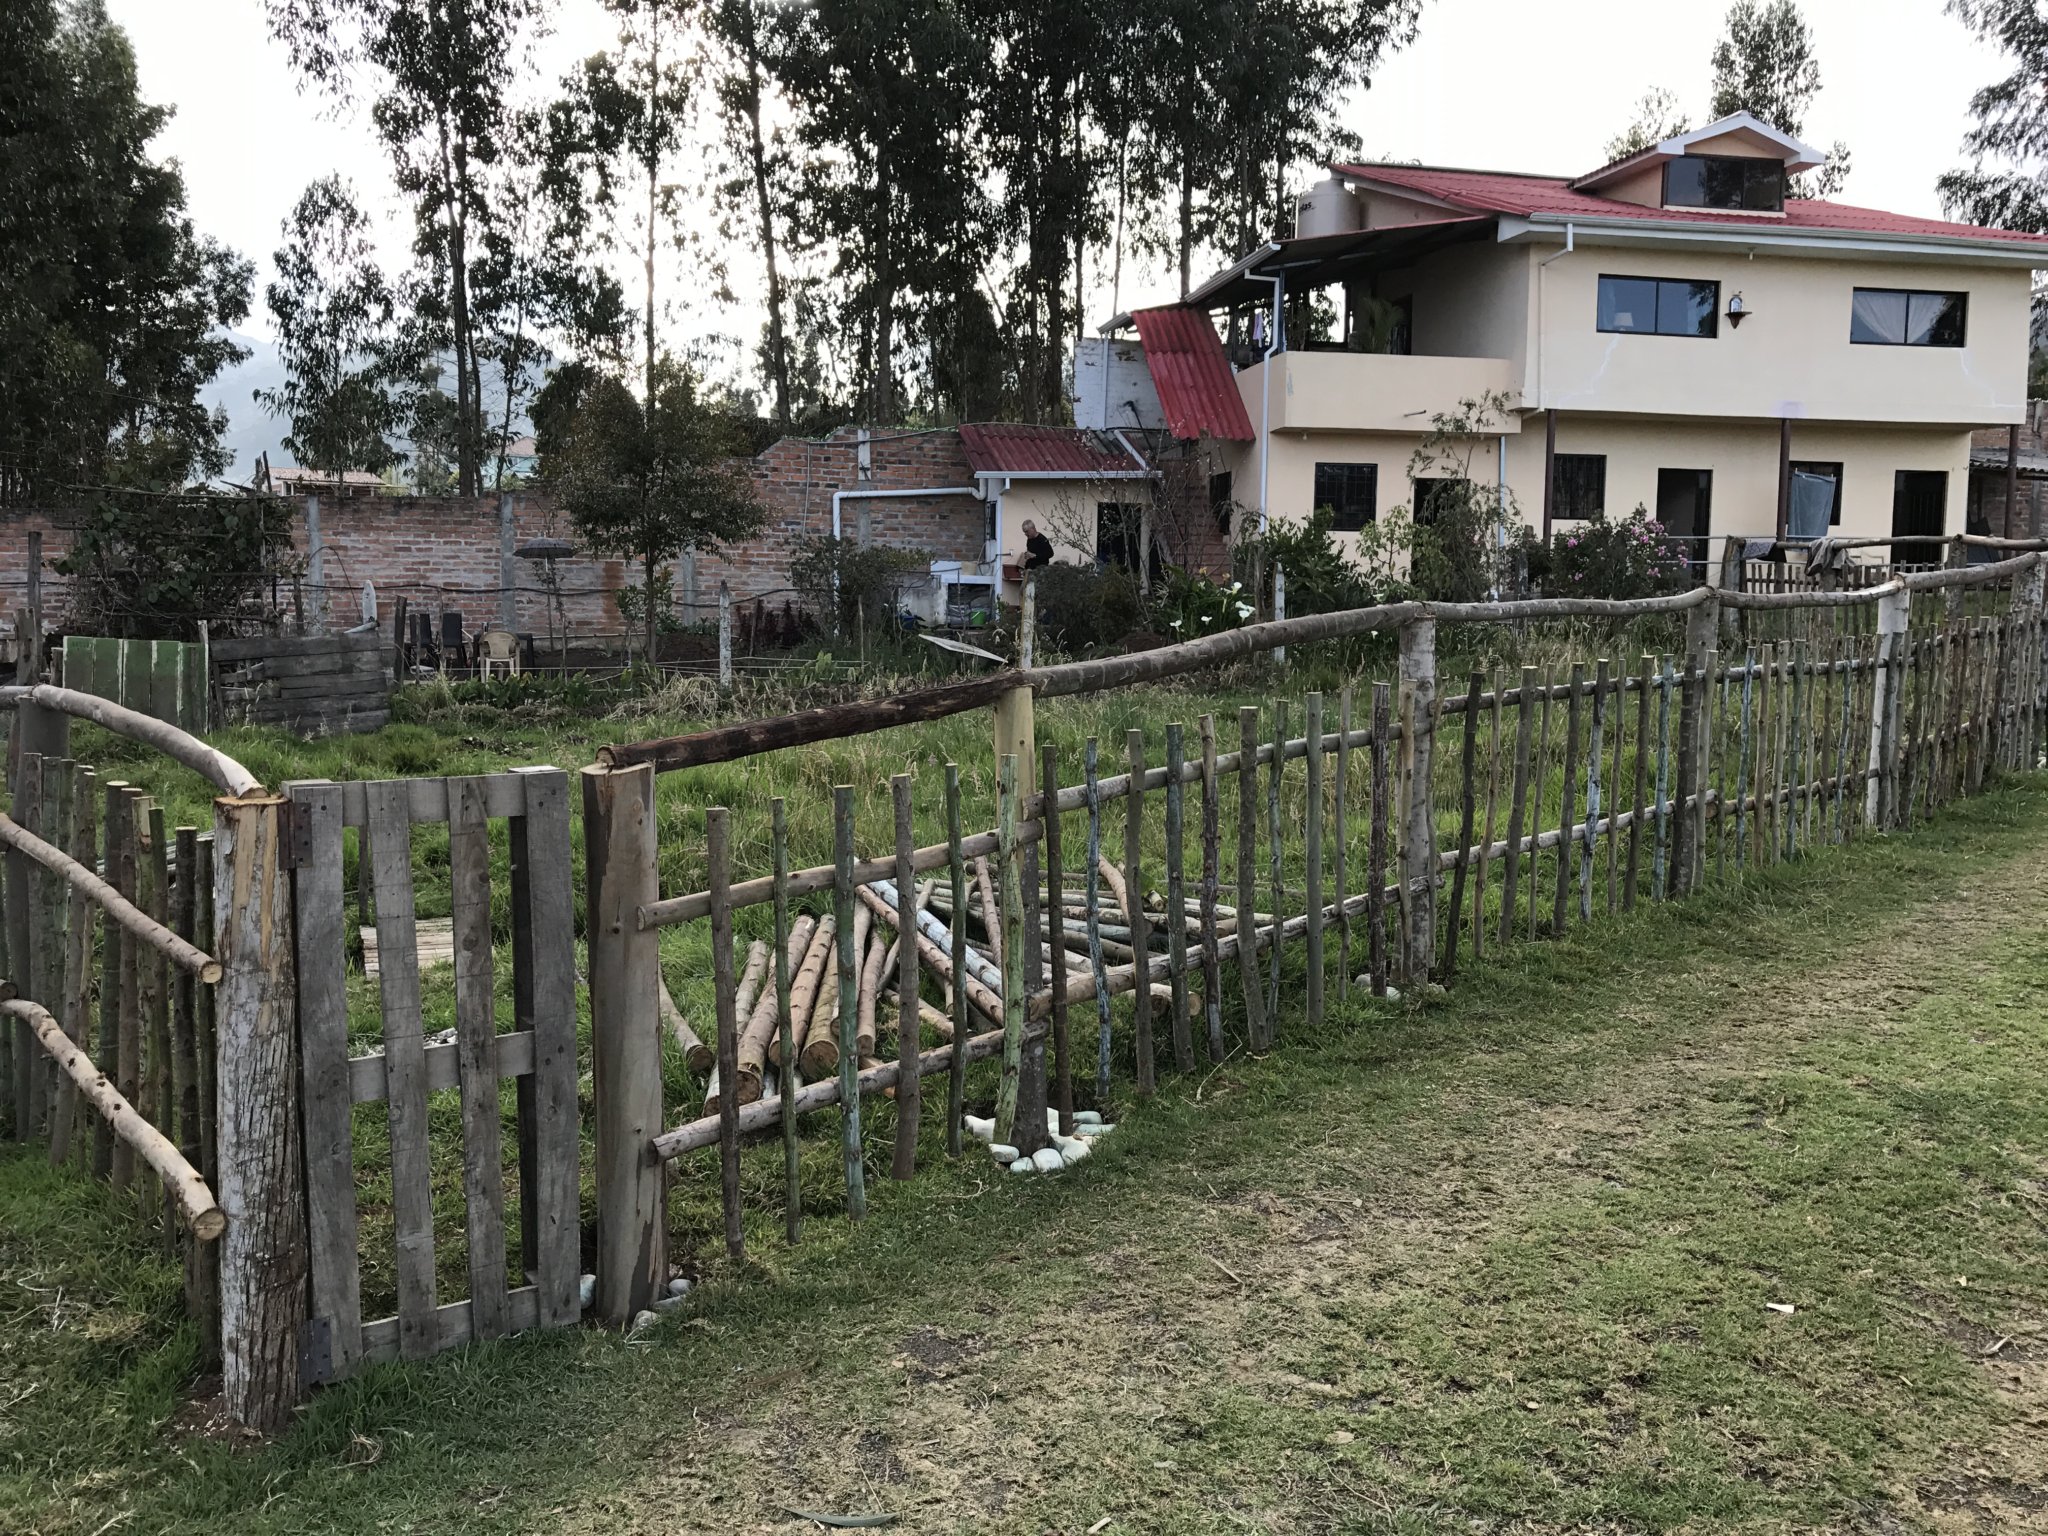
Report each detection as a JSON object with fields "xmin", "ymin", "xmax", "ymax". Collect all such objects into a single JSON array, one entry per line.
[
  {"xmin": 771, "ymin": 797, "xmax": 801, "ymax": 1235},
  {"xmin": 1477, "ymin": 679, "xmax": 1502, "ymax": 959},
  {"xmin": 1122, "ymin": 731, "xmax": 1154, "ymax": 1092},
  {"xmin": 449, "ymin": 776, "xmax": 510, "ymax": 1334},
  {"xmin": 1235, "ymin": 710, "xmax": 1269, "ymax": 1043},
  {"xmin": 892, "ymin": 775, "xmax": 920, "ymax": 1177},
  {"xmin": 1333, "ymin": 687, "xmax": 1352, "ymax": 1000},
  {"xmin": 944, "ymin": 768, "xmax": 970, "ymax": 1151},
  {"xmin": 1582, "ymin": 661, "xmax": 1608, "ymax": 923},
  {"xmin": 513, "ymin": 768, "xmax": 580, "ymax": 1328},
  {"xmin": 1302, "ymin": 697, "xmax": 1326, "ymax": 1023},
  {"xmin": 1555, "ymin": 664, "xmax": 1584, "ymax": 932},
  {"xmin": 365, "ymin": 779, "xmax": 437, "ymax": 1356},
  {"xmin": 1086, "ymin": 739, "xmax": 1113, "ymax": 1102},
  {"xmin": 832, "ymin": 784, "xmax": 866, "ymax": 1218},
  {"xmin": 12, "ymin": 753, "xmax": 42, "ymax": 1135},
  {"xmin": 1163, "ymin": 723, "xmax": 1192, "ymax": 1071},
  {"xmin": 1265, "ymin": 703, "xmax": 1285, "ymax": 1021},
  {"xmin": 48, "ymin": 766, "xmax": 97, "ymax": 1165},
  {"xmin": 1041, "ymin": 745, "xmax": 1073, "ymax": 1135},
  {"xmin": 1527, "ymin": 668, "xmax": 1553, "ymax": 940},
  {"xmin": 1500, "ymin": 667, "xmax": 1534, "ymax": 943},
  {"xmin": 709, "ymin": 805, "xmax": 742, "ymax": 1256},
  {"xmin": 1444, "ymin": 675, "xmax": 1478, "ymax": 978},
  {"xmin": 109, "ymin": 785, "xmax": 140, "ymax": 1188},
  {"xmin": 284, "ymin": 781, "xmax": 359, "ymax": 1381},
  {"xmin": 1367, "ymin": 683, "xmax": 1390, "ymax": 996},
  {"xmin": 1627, "ymin": 657, "xmax": 1652, "ymax": 907},
  {"xmin": 1198, "ymin": 715, "xmax": 1224, "ymax": 1061},
  {"xmin": 1399, "ymin": 619, "xmax": 1438, "ymax": 980}
]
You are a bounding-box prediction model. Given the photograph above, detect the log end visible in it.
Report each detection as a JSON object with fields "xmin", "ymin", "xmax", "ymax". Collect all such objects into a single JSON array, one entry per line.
[
  {"xmin": 799, "ymin": 1041, "xmax": 838, "ymax": 1078},
  {"xmin": 192, "ymin": 1206, "xmax": 227, "ymax": 1242},
  {"xmin": 686, "ymin": 1046, "xmax": 716, "ymax": 1078},
  {"xmin": 198, "ymin": 960, "xmax": 224, "ymax": 986}
]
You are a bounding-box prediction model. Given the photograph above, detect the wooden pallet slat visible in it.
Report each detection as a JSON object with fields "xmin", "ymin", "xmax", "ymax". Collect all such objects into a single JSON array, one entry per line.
[
  {"xmin": 284, "ymin": 780, "xmax": 361, "ymax": 1382},
  {"xmin": 364, "ymin": 779, "xmax": 437, "ymax": 1361},
  {"xmin": 448, "ymin": 776, "xmax": 510, "ymax": 1340}
]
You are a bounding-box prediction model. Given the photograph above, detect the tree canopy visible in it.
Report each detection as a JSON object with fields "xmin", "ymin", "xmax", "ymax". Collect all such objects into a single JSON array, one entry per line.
[{"xmin": 0, "ymin": 0, "xmax": 252, "ymax": 502}]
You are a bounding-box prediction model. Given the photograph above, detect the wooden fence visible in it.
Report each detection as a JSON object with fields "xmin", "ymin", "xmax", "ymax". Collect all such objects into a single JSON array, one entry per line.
[
  {"xmin": 584, "ymin": 551, "xmax": 2048, "ymax": 1320},
  {"xmin": 60, "ymin": 635, "xmax": 210, "ymax": 733}
]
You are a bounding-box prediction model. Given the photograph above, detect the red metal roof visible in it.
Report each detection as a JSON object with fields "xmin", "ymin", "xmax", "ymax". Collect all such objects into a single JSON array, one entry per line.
[
  {"xmin": 1131, "ymin": 306, "xmax": 1256, "ymax": 443},
  {"xmin": 957, "ymin": 423, "xmax": 1144, "ymax": 475},
  {"xmin": 1336, "ymin": 162, "xmax": 2048, "ymax": 247}
]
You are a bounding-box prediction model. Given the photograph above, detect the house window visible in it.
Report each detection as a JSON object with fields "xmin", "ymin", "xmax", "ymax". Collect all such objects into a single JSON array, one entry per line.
[
  {"xmin": 1851, "ymin": 288, "xmax": 1967, "ymax": 348},
  {"xmin": 1891, "ymin": 470, "xmax": 1947, "ymax": 565},
  {"xmin": 1597, "ymin": 275, "xmax": 1719, "ymax": 338},
  {"xmin": 1551, "ymin": 454, "xmax": 1606, "ymax": 519},
  {"xmin": 1787, "ymin": 461, "xmax": 1843, "ymax": 538},
  {"xmin": 1411, "ymin": 476, "xmax": 1470, "ymax": 527},
  {"xmin": 1662, "ymin": 155, "xmax": 1785, "ymax": 212},
  {"xmin": 1313, "ymin": 462, "xmax": 1377, "ymax": 532},
  {"xmin": 1097, "ymin": 503, "xmax": 1147, "ymax": 572}
]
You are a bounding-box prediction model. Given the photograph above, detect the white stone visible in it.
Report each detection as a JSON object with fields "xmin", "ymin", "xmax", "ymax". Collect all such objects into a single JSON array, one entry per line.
[
  {"xmin": 1073, "ymin": 1110, "xmax": 1104, "ymax": 1125},
  {"xmin": 1031, "ymin": 1147, "xmax": 1064, "ymax": 1174},
  {"xmin": 1076, "ymin": 1121, "xmax": 1114, "ymax": 1138},
  {"xmin": 1060, "ymin": 1139, "xmax": 1091, "ymax": 1166},
  {"xmin": 964, "ymin": 1114, "xmax": 995, "ymax": 1143},
  {"xmin": 578, "ymin": 1274, "xmax": 597, "ymax": 1310},
  {"xmin": 628, "ymin": 1309, "xmax": 658, "ymax": 1336},
  {"xmin": 989, "ymin": 1143, "xmax": 1020, "ymax": 1163},
  {"xmin": 654, "ymin": 1295, "xmax": 684, "ymax": 1313},
  {"xmin": 667, "ymin": 1276, "xmax": 691, "ymax": 1297},
  {"xmin": 1008, "ymin": 1157, "xmax": 1034, "ymax": 1174}
]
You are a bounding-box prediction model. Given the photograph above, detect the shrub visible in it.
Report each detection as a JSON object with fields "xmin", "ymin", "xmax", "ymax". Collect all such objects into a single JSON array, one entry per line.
[
  {"xmin": 1242, "ymin": 507, "xmax": 1387, "ymax": 615},
  {"xmin": 1032, "ymin": 562, "xmax": 1144, "ymax": 654},
  {"xmin": 1546, "ymin": 506, "xmax": 1691, "ymax": 599},
  {"xmin": 789, "ymin": 535, "xmax": 934, "ymax": 635},
  {"xmin": 1154, "ymin": 566, "xmax": 1256, "ymax": 641}
]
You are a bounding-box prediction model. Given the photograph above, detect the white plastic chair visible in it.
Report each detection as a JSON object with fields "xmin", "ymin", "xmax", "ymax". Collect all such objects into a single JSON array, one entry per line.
[{"xmin": 476, "ymin": 629, "xmax": 521, "ymax": 679}]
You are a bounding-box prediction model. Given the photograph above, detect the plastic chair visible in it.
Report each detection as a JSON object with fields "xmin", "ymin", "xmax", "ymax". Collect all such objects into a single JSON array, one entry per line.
[{"xmin": 476, "ymin": 628, "xmax": 521, "ymax": 679}]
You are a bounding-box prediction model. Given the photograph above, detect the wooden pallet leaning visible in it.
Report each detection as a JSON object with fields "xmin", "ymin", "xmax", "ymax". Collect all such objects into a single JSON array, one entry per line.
[{"xmin": 285, "ymin": 767, "xmax": 581, "ymax": 1384}]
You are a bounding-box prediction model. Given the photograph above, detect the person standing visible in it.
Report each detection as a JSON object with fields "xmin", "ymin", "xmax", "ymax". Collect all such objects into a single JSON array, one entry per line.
[{"xmin": 1020, "ymin": 519, "xmax": 1055, "ymax": 569}]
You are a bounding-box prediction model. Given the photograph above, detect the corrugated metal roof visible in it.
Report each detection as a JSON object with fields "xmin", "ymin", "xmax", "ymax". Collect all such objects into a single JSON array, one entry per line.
[
  {"xmin": 957, "ymin": 423, "xmax": 1144, "ymax": 475},
  {"xmin": 1336, "ymin": 161, "xmax": 2048, "ymax": 247},
  {"xmin": 1131, "ymin": 307, "xmax": 1255, "ymax": 443},
  {"xmin": 1969, "ymin": 446, "xmax": 2048, "ymax": 476}
]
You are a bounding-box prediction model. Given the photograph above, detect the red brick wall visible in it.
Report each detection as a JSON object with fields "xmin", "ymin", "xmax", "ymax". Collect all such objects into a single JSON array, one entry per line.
[{"xmin": 1, "ymin": 427, "xmax": 991, "ymax": 639}]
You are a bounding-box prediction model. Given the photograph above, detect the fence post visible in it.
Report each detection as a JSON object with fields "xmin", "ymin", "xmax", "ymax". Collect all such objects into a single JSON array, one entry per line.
[
  {"xmin": 211, "ymin": 791, "xmax": 306, "ymax": 1434},
  {"xmin": 582, "ymin": 763, "xmax": 665, "ymax": 1323},
  {"xmin": 1019, "ymin": 574, "xmax": 1036, "ymax": 671},
  {"xmin": 1868, "ymin": 586, "xmax": 1910, "ymax": 827},
  {"xmin": 1685, "ymin": 592, "xmax": 1720, "ymax": 891},
  {"xmin": 717, "ymin": 581, "xmax": 733, "ymax": 694},
  {"xmin": 1272, "ymin": 564, "xmax": 1287, "ymax": 667},
  {"xmin": 1398, "ymin": 618, "xmax": 1437, "ymax": 981}
]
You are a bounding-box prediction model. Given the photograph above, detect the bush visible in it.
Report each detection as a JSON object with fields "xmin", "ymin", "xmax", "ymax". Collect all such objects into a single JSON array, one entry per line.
[
  {"xmin": 1243, "ymin": 508, "xmax": 1387, "ymax": 615},
  {"xmin": 789, "ymin": 535, "xmax": 933, "ymax": 635},
  {"xmin": 1154, "ymin": 565, "xmax": 1256, "ymax": 641},
  {"xmin": 1546, "ymin": 506, "xmax": 1691, "ymax": 599},
  {"xmin": 1032, "ymin": 562, "xmax": 1144, "ymax": 654}
]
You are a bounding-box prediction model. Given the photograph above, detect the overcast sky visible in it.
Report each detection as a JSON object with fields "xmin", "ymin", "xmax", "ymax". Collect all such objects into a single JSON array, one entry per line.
[{"xmin": 109, "ymin": 0, "xmax": 2008, "ymax": 363}]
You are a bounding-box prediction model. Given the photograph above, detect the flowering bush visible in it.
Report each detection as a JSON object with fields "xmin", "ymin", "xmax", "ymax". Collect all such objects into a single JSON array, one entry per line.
[
  {"xmin": 1546, "ymin": 505, "xmax": 1692, "ymax": 599},
  {"xmin": 1155, "ymin": 565, "xmax": 1256, "ymax": 638}
]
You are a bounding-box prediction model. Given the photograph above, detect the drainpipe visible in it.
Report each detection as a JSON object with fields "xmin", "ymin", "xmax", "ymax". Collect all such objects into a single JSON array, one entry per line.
[
  {"xmin": 1535, "ymin": 221, "xmax": 1576, "ymax": 533},
  {"xmin": 1257, "ymin": 272, "xmax": 1285, "ymax": 537}
]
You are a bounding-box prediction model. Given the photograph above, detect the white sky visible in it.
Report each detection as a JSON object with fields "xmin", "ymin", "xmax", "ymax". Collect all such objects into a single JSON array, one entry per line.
[{"xmin": 110, "ymin": 0, "xmax": 2007, "ymax": 371}]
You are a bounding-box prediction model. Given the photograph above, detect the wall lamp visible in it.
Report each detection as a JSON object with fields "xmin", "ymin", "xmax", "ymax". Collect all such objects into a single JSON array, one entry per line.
[{"xmin": 1726, "ymin": 291, "xmax": 1749, "ymax": 329}]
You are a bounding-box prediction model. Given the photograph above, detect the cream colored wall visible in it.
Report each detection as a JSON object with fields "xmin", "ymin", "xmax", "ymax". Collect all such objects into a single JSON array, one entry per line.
[
  {"xmin": 1377, "ymin": 240, "xmax": 1532, "ymax": 370},
  {"xmin": 995, "ymin": 478, "xmax": 1152, "ymax": 602},
  {"xmin": 1532, "ymin": 244, "xmax": 2032, "ymax": 425},
  {"xmin": 1597, "ymin": 163, "xmax": 1667, "ymax": 209},
  {"xmin": 1238, "ymin": 352, "xmax": 1522, "ymax": 434},
  {"xmin": 1510, "ymin": 417, "xmax": 1972, "ymax": 542},
  {"xmin": 1234, "ymin": 417, "xmax": 1971, "ymax": 559},
  {"xmin": 1357, "ymin": 188, "xmax": 1462, "ymax": 228},
  {"xmin": 1684, "ymin": 127, "xmax": 1786, "ymax": 159}
]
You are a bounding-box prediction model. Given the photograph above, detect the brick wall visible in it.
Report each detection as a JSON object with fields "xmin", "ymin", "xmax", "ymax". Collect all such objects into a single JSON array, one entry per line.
[
  {"xmin": 0, "ymin": 426, "xmax": 992, "ymax": 639},
  {"xmin": 1968, "ymin": 405, "xmax": 2048, "ymax": 540}
]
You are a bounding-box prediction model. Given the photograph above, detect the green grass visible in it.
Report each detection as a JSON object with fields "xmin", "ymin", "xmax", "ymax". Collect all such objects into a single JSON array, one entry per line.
[{"xmin": 7, "ymin": 759, "xmax": 2048, "ymax": 1531}]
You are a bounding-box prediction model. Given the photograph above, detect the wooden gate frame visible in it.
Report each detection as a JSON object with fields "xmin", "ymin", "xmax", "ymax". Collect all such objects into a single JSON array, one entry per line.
[{"xmin": 287, "ymin": 767, "xmax": 580, "ymax": 1383}]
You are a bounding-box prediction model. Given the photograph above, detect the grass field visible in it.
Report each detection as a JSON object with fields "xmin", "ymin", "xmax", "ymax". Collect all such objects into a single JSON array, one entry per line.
[{"xmin": 5, "ymin": 737, "xmax": 2047, "ymax": 1532}]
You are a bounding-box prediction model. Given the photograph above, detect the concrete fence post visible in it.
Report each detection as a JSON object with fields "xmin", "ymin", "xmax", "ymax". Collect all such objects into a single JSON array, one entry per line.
[
  {"xmin": 582, "ymin": 763, "xmax": 665, "ymax": 1323},
  {"xmin": 1868, "ymin": 586, "xmax": 1910, "ymax": 827},
  {"xmin": 717, "ymin": 582, "xmax": 733, "ymax": 694},
  {"xmin": 1397, "ymin": 617, "xmax": 1437, "ymax": 981}
]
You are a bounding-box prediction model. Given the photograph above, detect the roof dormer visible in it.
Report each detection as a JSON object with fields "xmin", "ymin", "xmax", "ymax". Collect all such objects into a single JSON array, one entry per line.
[{"xmin": 1569, "ymin": 111, "xmax": 1827, "ymax": 216}]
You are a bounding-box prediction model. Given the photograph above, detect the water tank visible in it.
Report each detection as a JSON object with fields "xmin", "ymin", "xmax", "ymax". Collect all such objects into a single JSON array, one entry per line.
[{"xmin": 1294, "ymin": 177, "xmax": 1363, "ymax": 239}]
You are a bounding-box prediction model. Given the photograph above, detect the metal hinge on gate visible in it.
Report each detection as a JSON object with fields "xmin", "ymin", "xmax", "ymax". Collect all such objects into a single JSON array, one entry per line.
[
  {"xmin": 279, "ymin": 798, "xmax": 313, "ymax": 871},
  {"xmin": 298, "ymin": 1314, "xmax": 334, "ymax": 1387}
]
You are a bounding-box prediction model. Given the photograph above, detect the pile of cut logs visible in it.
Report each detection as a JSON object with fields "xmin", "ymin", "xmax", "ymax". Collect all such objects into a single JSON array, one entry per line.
[{"xmin": 662, "ymin": 853, "xmax": 1254, "ymax": 1146}]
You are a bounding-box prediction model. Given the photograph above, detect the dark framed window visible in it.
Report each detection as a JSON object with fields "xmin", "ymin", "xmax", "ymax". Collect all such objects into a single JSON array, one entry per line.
[
  {"xmin": 1551, "ymin": 453, "xmax": 1606, "ymax": 519},
  {"xmin": 1314, "ymin": 462, "xmax": 1377, "ymax": 532},
  {"xmin": 1663, "ymin": 154, "xmax": 1785, "ymax": 212},
  {"xmin": 1788, "ymin": 460, "xmax": 1843, "ymax": 537},
  {"xmin": 1411, "ymin": 476, "xmax": 1470, "ymax": 527},
  {"xmin": 1851, "ymin": 288, "xmax": 1967, "ymax": 347},
  {"xmin": 1891, "ymin": 470, "xmax": 1947, "ymax": 565},
  {"xmin": 1209, "ymin": 470, "xmax": 1233, "ymax": 535},
  {"xmin": 1097, "ymin": 502, "xmax": 1147, "ymax": 572},
  {"xmin": 1597, "ymin": 275, "xmax": 1719, "ymax": 338}
]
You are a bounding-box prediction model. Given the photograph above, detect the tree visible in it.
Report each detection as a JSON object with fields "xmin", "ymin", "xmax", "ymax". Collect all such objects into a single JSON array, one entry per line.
[
  {"xmin": 267, "ymin": 0, "xmax": 541, "ymax": 497},
  {"xmin": 708, "ymin": 0, "xmax": 795, "ymax": 427},
  {"xmin": 1939, "ymin": 0, "xmax": 2048, "ymax": 238},
  {"xmin": 540, "ymin": 357, "xmax": 769, "ymax": 658},
  {"xmin": 257, "ymin": 176, "xmax": 403, "ymax": 490},
  {"xmin": 0, "ymin": 0, "xmax": 252, "ymax": 501},
  {"xmin": 1603, "ymin": 87, "xmax": 1688, "ymax": 163},
  {"xmin": 1705, "ymin": 0, "xmax": 1850, "ymax": 196}
]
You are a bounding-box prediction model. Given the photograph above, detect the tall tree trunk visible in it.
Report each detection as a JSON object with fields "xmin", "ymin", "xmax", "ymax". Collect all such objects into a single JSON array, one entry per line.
[
  {"xmin": 644, "ymin": 5, "xmax": 662, "ymax": 403},
  {"xmin": 738, "ymin": 14, "xmax": 791, "ymax": 427},
  {"xmin": 443, "ymin": 112, "xmax": 478, "ymax": 499},
  {"xmin": 642, "ymin": 528, "xmax": 660, "ymax": 664},
  {"xmin": 1178, "ymin": 153, "xmax": 1193, "ymax": 300},
  {"xmin": 871, "ymin": 151, "xmax": 895, "ymax": 424}
]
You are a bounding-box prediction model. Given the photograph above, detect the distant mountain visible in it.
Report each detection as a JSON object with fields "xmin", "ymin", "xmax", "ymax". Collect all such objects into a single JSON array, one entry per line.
[{"xmin": 202, "ymin": 329, "xmax": 288, "ymax": 484}]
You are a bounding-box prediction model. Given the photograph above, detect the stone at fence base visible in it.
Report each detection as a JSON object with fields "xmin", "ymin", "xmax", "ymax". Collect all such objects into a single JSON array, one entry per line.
[
  {"xmin": 1008, "ymin": 1157, "xmax": 1033, "ymax": 1174},
  {"xmin": 989, "ymin": 1142, "xmax": 1020, "ymax": 1163},
  {"xmin": 1031, "ymin": 1147, "xmax": 1064, "ymax": 1174}
]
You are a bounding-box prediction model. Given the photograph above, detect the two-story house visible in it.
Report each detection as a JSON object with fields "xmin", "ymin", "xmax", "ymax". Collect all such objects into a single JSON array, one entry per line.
[{"xmin": 1092, "ymin": 113, "xmax": 2048, "ymax": 571}]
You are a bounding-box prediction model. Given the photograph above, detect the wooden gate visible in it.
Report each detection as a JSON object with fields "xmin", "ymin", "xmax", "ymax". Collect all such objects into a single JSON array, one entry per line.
[{"xmin": 285, "ymin": 768, "xmax": 581, "ymax": 1382}]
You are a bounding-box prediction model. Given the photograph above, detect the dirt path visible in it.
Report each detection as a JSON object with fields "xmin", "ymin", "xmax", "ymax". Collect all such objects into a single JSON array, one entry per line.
[{"xmin": 541, "ymin": 802, "xmax": 2048, "ymax": 1534}]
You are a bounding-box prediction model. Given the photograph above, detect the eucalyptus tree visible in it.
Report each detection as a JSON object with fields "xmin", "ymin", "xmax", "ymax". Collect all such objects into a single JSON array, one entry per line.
[
  {"xmin": 267, "ymin": 0, "xmax": 542, "ymax": 496},
  {"xmin": 1939, "ymin": 0, "xmax": 2048, "ymax": 237}
]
